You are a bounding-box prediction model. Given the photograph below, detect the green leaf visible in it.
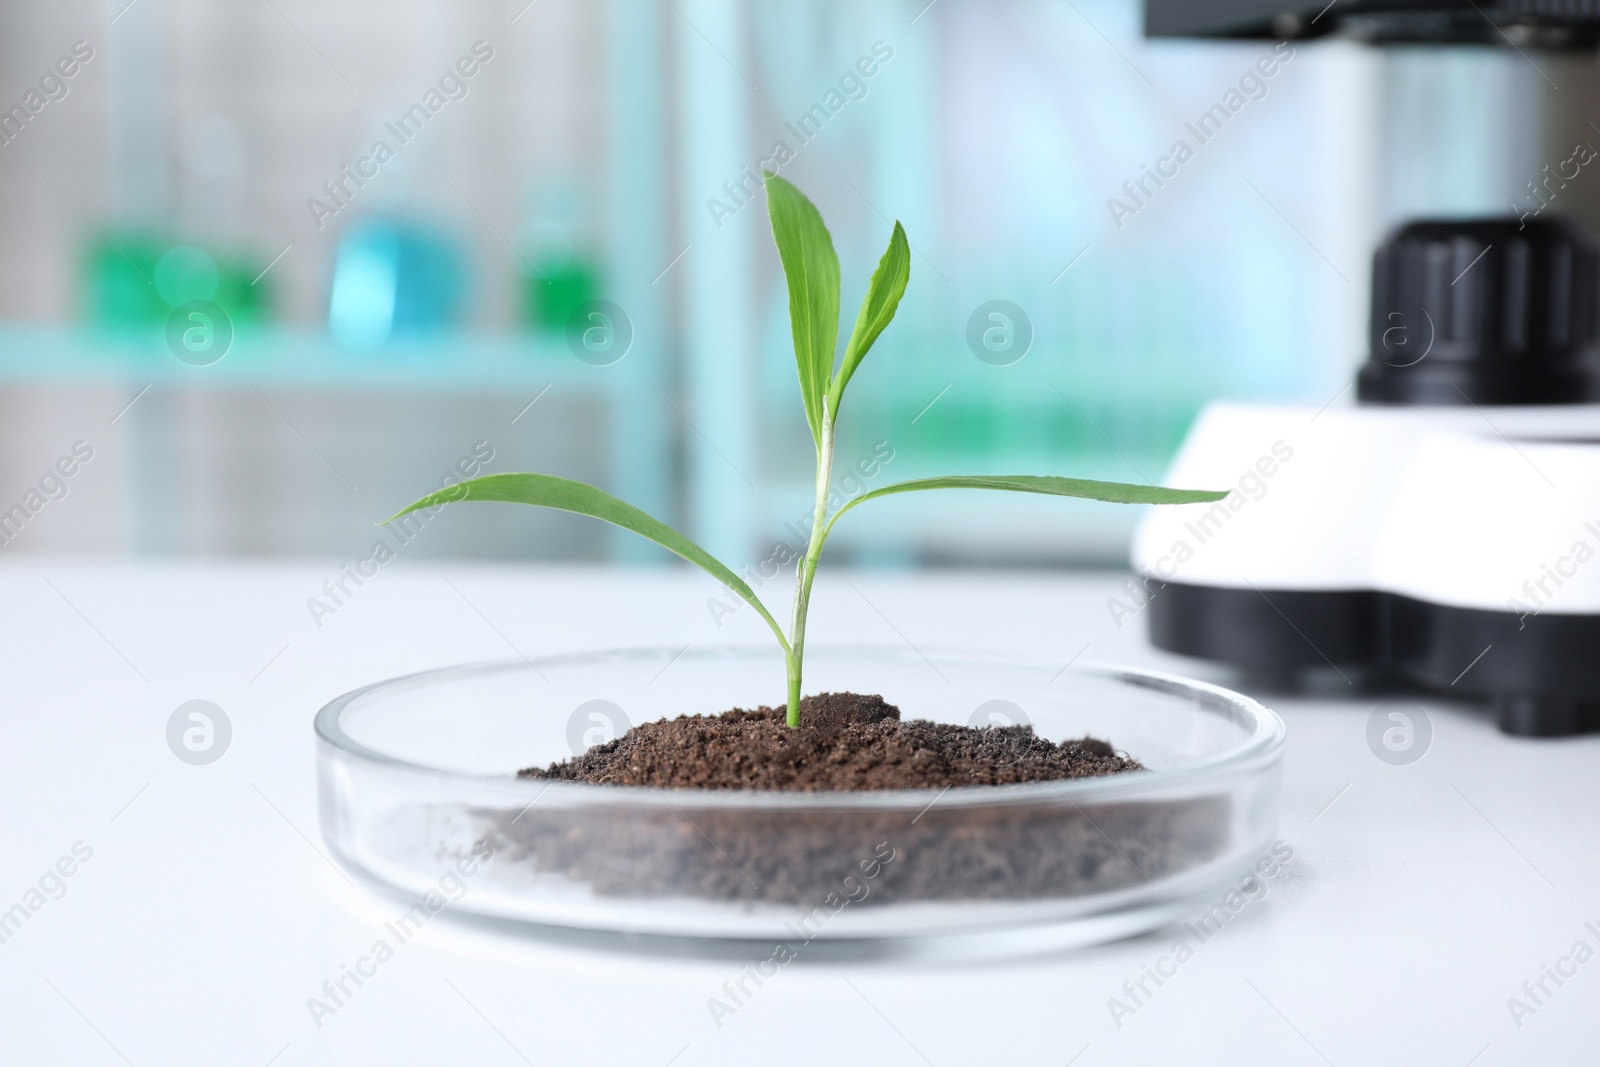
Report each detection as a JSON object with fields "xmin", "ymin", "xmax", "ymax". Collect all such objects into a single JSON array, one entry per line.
[
  {"xmin": 824, "ymin": 475, "xmax": 1229, "ymax": 539},
  {"xmin": 763, "ymin": 172, "xmax": 840, "ymax": 447},
  {"xmin": 829, "ymin": 220, "xmax": 909, "ymax": 417},
  {"xmin": 385, "ymin": 474, "xmax": 790, "ymax": 653},
  {"xmin": 850, "ymin": 475, "xmax": 1228, "ymax": 507}
]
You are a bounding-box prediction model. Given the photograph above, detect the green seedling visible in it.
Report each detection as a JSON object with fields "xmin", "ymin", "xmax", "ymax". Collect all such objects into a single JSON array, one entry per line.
[{"xmin": 387, "ymin": 174, "xmax": 1227, "ymax": 727}]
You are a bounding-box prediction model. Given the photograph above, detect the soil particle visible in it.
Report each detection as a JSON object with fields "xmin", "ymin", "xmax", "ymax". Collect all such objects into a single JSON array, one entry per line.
[{"xmin": 519, "ymin": 691, "xmax": 1142, "ymax": 791}]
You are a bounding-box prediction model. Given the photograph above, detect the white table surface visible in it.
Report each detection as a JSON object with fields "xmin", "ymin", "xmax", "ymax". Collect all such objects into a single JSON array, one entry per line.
[{"xmin": 2, "ymin": 561, "xmax": 1596, "ymax": 1066}]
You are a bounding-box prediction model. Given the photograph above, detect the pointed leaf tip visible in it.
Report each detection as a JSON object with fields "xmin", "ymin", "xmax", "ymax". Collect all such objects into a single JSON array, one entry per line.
[
  {"xmin": 764, "ymin": 176, "xmax": 841, "ymax": 447},
  {"xmin": 831, "ymin": 219, "xmax": 911, "ymax": 414}
]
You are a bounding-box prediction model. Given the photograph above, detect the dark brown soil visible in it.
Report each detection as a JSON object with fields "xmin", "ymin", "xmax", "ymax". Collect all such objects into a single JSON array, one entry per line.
[
  {"xmin": 477, "ymin": 693, "xmax": 1231, "ymax": 907},
  {"xmin": 519, "ymin": 692, "xmax": 1143, "ymax": 790},
  {"xmin": 481, "ymin": 791, "xmax": 1231, "ymax": 907}
]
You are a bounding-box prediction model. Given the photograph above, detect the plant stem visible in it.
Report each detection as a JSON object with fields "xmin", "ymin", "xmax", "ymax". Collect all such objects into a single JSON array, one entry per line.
[{"xmin": 785, "ymin": 403, "xmax": 835, "ymax": 727}]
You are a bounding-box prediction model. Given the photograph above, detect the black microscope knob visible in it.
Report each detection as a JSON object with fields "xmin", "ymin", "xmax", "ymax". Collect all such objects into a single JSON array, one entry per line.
[{"xmin": 1358, "ymin": 216, "xmax": 1600, "ymax": 405}]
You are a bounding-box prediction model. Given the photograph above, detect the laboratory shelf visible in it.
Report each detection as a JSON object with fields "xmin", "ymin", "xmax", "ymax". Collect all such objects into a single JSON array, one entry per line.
[{"xmin": 0, "ymin": 326, "xmax": 620, "ymax": 392}]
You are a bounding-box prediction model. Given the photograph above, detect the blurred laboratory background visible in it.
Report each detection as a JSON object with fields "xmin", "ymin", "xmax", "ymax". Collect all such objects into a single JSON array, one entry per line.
[{"xmin": 0, "ymin": 0, "xmax": 1578, "ymax": 567}]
